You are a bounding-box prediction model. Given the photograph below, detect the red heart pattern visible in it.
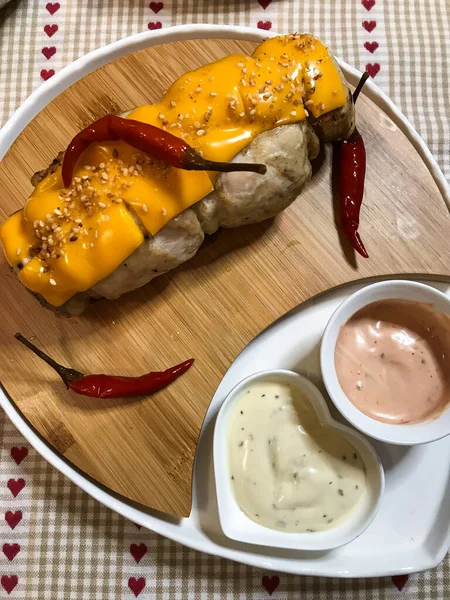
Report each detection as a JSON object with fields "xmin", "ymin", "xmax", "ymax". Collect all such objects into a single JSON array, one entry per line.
[
  {"xmin": 45, "ymin": 2, "xmax": 60, "ymax": 15},
  {"xmin": 258, "ymin": 0, "xmax": 272, "ymax": 8},
  {"xmin": 10, "ymin": 447, "xmax": 28, "ymax": 465},
  {"xmin": 5, "ymin": 511, "xmax": 22, "ymax": 530},
  {"xmin": 362, "ymin": 0, "xmax": 376, "ymax": 10},
  {"xmin": 1, "ymin": 575, "xmax": 18, "ymax": 595},
  {"xmin": 257, "ymin": 20, "xmax": 272, "ymax": 30},
  {"xmin": 41, "ymin": 69, "xmax": 55, "ymax": 81},
  {"xmin": 42, "ymin": 47, "xmax": 56, "ymax": 60},
  {"xmin": 364, "ymin": 41, "xmax": 379, "ymax": 53},
  {"xmin": 262, "ymin": 575, "xmax": 280, "ymax": 596},
  {"xmin": 130, "ymin": 543, "xmax": 147, "ymax": 564},
  {"xmin": 148, "ymin": 21, "xmax": 162, "ymax": 30},
  {"xmin": 362, "ymin": 20, "xmax": 377, "ymax": 32},
  {"xmin": 366, "ymin": 62, "xmax": 380, "ymax": 77},
  {"xmin": 7, "ymin": 479, "xmax": 25, "ymax": 498},
  {"xmin": 128, "ymin": 577, "xmax": 145, "ymax": 597},
  {"xmin": 149, "ymin": 1, "xmax": 164, "ymax": 13},
  {"xmin": 44, "ymin": 24, "xmax": 58, "ymax": 38},
  {"xmin": 392, "ymin": 575, "xmax": 409, "ymax": 591},
  {"xmin": 3, "ymin": 544, "xmax": 20, "ymax": 562}
]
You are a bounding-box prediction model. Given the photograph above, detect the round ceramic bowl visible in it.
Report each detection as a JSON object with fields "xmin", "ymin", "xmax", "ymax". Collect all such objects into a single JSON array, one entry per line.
[
  {"xmin": 213, "ymin": 369, "xmax": 385, "ymax": 551},
  {"xmin": 321, "ymin": 280, "xmax": 450, "ymax": 445}
]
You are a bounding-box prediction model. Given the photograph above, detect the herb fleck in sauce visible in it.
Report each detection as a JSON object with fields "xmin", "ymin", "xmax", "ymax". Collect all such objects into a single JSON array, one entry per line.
[{"xmin": 228, "ymin": 381, "xmax": 366, "ymax": 533}]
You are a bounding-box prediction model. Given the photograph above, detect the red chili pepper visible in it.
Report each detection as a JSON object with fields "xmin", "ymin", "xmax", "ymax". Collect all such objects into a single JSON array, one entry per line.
[
  {"xmin": 61, "ymin": 114, "xmax": 266, "ymax": 188},
  {"xmin": 338, "ymin": 72, "xmax": 370, "ymax": 259},
  {"xmin": 339, "ymin": 128, "xmax": 368, "ymax": 258},
  {"xmin": 15, "ymin": 333, "xmax": 194, "ymax": 399}
]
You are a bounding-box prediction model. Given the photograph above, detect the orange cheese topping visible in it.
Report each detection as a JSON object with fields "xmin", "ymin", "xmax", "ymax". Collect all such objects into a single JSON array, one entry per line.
[{"xmin": 0, "ymin": 34, "xmax": 347, "ymax": 307}]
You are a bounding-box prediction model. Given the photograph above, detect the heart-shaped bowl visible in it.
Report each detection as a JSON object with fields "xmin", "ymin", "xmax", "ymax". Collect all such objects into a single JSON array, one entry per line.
[{"xmin": 213, "ymin": 370, "xmax": 384, "ymax": 551}]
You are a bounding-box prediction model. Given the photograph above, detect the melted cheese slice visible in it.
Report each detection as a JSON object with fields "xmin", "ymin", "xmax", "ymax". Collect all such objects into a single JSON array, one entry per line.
[{"xmin": 0, "ymin": 34, "xmax": 347, "ymax": 306}]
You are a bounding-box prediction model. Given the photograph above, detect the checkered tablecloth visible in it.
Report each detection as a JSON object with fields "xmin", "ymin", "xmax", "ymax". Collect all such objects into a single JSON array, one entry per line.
[{"xmin": 0, "ymin": 1, "xmax": 449, "ymax": 598}]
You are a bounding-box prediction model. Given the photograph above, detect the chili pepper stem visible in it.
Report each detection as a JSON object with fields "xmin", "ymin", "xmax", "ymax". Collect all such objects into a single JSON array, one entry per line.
[
  {"xmin": 187, "ymin": 153, "xmax": 267, "ymax": 175},
  {"xmin": 15, "ymin": 333, "xmax": 83, "ymax": 387},
  {"xmin": 352, "ymin": 72, "xmax": 370, "ymax": 104}
]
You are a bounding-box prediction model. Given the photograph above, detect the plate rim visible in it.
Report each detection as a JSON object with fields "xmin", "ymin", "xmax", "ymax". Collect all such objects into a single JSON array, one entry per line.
[{"xmin": 1, "ymin": 24, "xmax": 449, "ymax": 577}]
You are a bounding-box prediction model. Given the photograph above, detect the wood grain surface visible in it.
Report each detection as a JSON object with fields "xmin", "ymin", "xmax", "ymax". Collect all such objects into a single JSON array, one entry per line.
[{"xmin": 0, "ymin": 38, "xmax": 449, "ymax": 517}]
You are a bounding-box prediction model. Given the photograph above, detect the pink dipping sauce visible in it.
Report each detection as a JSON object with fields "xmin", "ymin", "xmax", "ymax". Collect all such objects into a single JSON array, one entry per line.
[{"xmin": 334, "ymin": 299, "xmax": 450, "ymax": 424}]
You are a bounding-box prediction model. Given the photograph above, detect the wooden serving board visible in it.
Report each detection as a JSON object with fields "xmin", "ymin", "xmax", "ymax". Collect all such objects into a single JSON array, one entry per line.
[{"xmin": 0, "ymin": 38, "xmax": 449, "ymax": 517}]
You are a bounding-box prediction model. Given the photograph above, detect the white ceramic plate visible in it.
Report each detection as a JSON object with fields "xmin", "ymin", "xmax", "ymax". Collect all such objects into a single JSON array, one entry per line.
[{"xmin": 1, "ymin": 25, "xmax": 450, "ymax": 577}]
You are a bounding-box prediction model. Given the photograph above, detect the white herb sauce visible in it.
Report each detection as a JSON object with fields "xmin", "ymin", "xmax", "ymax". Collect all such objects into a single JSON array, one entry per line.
[{"xmin": 228, "ymin": 382, "xmax": 366, "ymax": 532}]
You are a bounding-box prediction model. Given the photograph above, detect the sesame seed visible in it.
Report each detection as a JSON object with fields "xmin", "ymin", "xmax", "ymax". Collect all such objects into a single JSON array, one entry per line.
[
  {"xmin": 94, "ymin": 230, "xmax": 99, "ymax": 239},
  {"xmin": 177, "ymin": 114, "xmax": 184, "ymax": 121},
  {"xmin": 158, "ymin": 113, "xmax": 166, "ymax": 120},
  {"xmin": 304, "ymin": 109, "xmax": 309, "ymax": 117},
  {"xmin": 249, "ymin": 78, "xmax": 256, "ymax": 87},
  {"xmin": 161, "ymin": 208, "xmax": 167, "ymax": 216},
  {"xmin": 99, "ymin": 162, "xmax": 105, "ymax": 169},
  {"xmin": 195, "ymin": 86, "xmax": 202, "ymax": 93},
  {"xmin": 265, "ymin": 80, "xmax": 273, "ymax": 85},
  {"xmin": 237, "ymin": 61, "xmax": 244, "ymax": 67},
  {"xmin": 84, "ymin": 165, "xmax": 92, "ymax": 170},
  {"xmin": 129, "ymin": 166, "xmax": 135, "ymax": 175},
  {"xmin": 305, "ymin": 99, "xmax": 314, "ymax": 106},
  {"xmin": 240, "ymin": 78, "xmax": 246, "ymax": 86},
  {"xmin": 239, "ymin": 111, "xmax": 245, "ymax": 117},
  {"xmin": 74, "ymin": 176, "xmax": 81, "ymax": 183},
  {"xmin": 169, "ymin": 100, "xmax": 176, "ymax": 108},
  {"xmin": 193, "ymin": 121, "xmax": 202, "ymax": 129},
  {"xmin": 209, "ymin": 92, "xmax": 217, "ymax": 97},
  {"xmin": 53, "ymin": 208, "xmax": 62, "ymax": 216},
  {"xmin": 49, "ymin": 278, "xmax": 57, "ymax": 286},
  {"xmin": 169, "ymin": 123, "xmax": 178, "ymax": 128},
  {"xmin": 90, "ymin": 243, "xmax": 95, "ymax": 248},
  {"xmin": 83, "ymin": 228, "xmax": 89, "ymax": 236},
  {"xmin": 16, "ymin": 248, "xmax": 21, "ymax": 256},
  {"xmin": 320, "ymin": 102, "xmax": 326, "ymax": 111},
  {"xmin": 196, "ymin": 129, "xmax": 206, "ymax": 136},
  {"xmin": 290, "ymin": 110, "xmax": 297, "ymax": 116},
  {"xmin": 142, "ymin": 204, "xmax": 148, "ymax": 213},
  {"xmin": 332, "ymin": 89, "xmax": 338, "ymax": 95},
  {"xmin": 101, "ymin": 172, "xmax": 108, "ymax": 181},
  {"xmin": 60, "ymin": 250, "xmax": 65, "ymax": 256},
  {"xmin": 98, "ymin": 201, "xmax": 106, "ymax": 208},
  {"xmin": 121, "ymin": 168, "xmax": 129, "ymax": 176}
]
